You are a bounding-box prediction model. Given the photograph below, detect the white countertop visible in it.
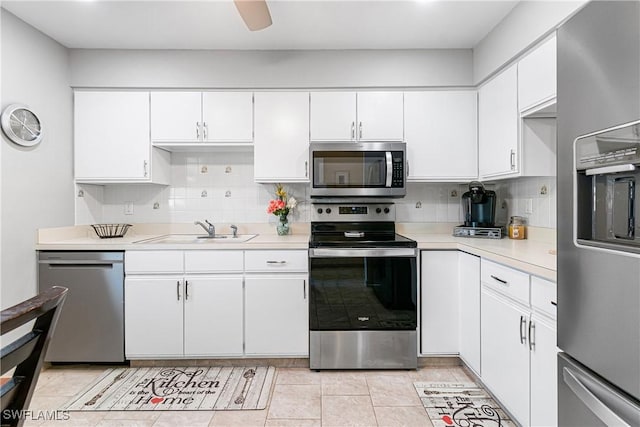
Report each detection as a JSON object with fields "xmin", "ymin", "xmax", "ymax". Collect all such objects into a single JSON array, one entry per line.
[{"xmin": 36, "ymin": 223, "xmax": 556, "ymax": 281}]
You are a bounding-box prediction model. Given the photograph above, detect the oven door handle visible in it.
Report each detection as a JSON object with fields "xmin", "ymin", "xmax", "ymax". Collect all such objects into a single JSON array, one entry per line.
[{"xmin": 309, "ymin": 248, "xmax": 417, "ymax": 258}]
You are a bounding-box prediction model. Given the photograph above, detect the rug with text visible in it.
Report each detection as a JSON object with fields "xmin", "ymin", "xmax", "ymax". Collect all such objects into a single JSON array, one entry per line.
[
  {"xmin": 62, "ymin": 366, "xmax": 275, "ymax": 411},
  {"xmin": 414, "ymin": 381, "xmax": 516, "ymax": 427}
]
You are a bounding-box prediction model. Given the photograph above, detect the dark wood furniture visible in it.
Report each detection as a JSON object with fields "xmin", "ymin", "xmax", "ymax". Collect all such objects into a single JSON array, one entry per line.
[{"xmin": 1, "ymin": 286, "xmax": 68, "ymax": 427}]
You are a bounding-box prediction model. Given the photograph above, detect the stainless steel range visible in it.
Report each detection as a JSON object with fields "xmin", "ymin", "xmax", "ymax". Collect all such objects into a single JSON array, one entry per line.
[{"xmin": 308, "ymin": 202, "xmax": 418, "ymax": 370}]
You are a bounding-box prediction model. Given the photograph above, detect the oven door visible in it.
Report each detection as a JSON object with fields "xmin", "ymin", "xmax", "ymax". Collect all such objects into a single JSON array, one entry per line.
[
  {"xmin": 310, "ymin": 142, "xmax": 406, "ymax": 198},
  {"xmin": 308, "ymin": 248, "xmax": 417, "ymax": 331}
]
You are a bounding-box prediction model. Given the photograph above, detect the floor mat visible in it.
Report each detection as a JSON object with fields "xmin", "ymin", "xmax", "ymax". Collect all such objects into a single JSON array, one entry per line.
[
  {"xmin": 62, "ymin": 366, "xmax": 275, "ymax": 411},
  {"xmin": 414, "ymin": 381, "xmax": 517, "ymax": 427}
]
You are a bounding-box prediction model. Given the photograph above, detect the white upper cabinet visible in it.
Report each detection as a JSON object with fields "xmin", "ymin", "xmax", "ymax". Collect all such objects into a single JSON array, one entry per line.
[
  {"xmin": 202, "ymin": 92, "xmax": 253, "ymax": 142},
  {"xmin": 254, "ymin": 92, "xmax": 310, "ymax": 182},
  {"xmin": 478, "ymin": 64, "xmax": 519, "ymax": 179},
  {"xmin": 518, "ymin": 35, "xmax": 557, "ymax": 114},
  {"xmin": 356, "ymin": 92, "xmax": 404, "ymax": 141},
  {"xmin": 404, "ymin": 91, "xmax": 477, "ymax": 181},
  {"xmin": 74, "ymin": 91, "xmax": 170, "ymax": 184},
  {"xmin": 151, "ymin": 91, "xmax": 253, "ymax": 144},
  {"xmin": 151, "ymin": 92, "xmax": 202, "ymax": 142},
  {"xmin": 310, "ymin": 91, "xmax": 403, "ymax": 142},
  {"xmin": 310, "ymin": 92, "xmax": 357, "ymax": 141}
]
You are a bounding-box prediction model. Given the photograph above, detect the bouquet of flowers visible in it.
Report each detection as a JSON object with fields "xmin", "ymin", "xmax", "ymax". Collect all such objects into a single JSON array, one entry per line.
[{"xmin": 266, "ymin": 184, "xmax": 297, "ymax": 222}]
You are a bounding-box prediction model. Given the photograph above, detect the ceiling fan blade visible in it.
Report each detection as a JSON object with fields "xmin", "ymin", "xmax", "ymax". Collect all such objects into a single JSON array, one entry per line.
[{"xmin": 233, "ymin": 0, "xmax": 273, "ymax": 31}]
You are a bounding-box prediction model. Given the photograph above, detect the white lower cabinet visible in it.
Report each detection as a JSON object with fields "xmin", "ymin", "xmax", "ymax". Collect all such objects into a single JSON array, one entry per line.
[
  {"xmin": 244, "ymin": 275, "xmax": 308, "ymax": 356},
  {"xmin": 480, "ymin": 260, "xmax": 558, "ymax": 427},
  {"xmin": 458, "ymin": 251, "xmax": 481, "ymax": 375},
  {"xmin": 481, "ymin": 287, "xmax": 531, "ymax": 424}
]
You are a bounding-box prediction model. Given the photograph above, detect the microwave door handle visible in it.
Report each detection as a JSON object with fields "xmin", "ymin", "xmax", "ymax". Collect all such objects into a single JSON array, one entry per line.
[
  {"xmin": 585, "ymin": 164, "xmax": 636, "ymax": 176},
  {"xmin": 385, "ymin": 152, "xmax": 392, "ymax": 187},
  {"xmin": 630, "ymin": 180, "xmax": 635, "ymax": 238}
]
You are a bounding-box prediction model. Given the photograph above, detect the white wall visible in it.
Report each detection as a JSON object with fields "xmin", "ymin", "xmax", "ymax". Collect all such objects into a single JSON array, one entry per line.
[
  {"xmin": 69, "ymin": 48, "xmax": 474, "ymax": 88},
  {"xmin": 473, "ymin": 0, "xmax": 586, "ymax": 84},
  {"xmin": 1, "ymin": 10, "xmax": 73, "ymax": 309}
]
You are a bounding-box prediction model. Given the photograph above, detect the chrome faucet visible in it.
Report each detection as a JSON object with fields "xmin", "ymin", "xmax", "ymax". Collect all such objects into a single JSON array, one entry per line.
[
  {"xmin": 230, "ymin": 224, "xmax": 238, "ymax": 238},
  {"xmin": 194, "ymin": 220, "xmax": 215, "ymax": 237}
]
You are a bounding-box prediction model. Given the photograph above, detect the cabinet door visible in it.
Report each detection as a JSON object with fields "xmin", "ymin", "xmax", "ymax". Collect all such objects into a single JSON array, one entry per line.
[
  {"xmin": 420, "ymin": 251, "xmax": 459, "ymax": 354},
  {"xmin": 245, "ymin": 275, "xmax": 308, "ymax": 355},
  {"xmin": 357, "ymin": 92, "xmax": 404, "ymax": 141},
  {"xmin": 310, "ymin": 92, "xmax": 357, "ymax": 141},
  {"xmin": 530, "ymin": 314, "xmax": 558, "ymax": 427},
  {"xmin": 458, "ymin": 252, "xmax": 481, "ymax": 375},
  {"xmin": 404, "ymin": 91, "xmax": 477, "ymax": 181},
  {"xmin": 202, "ymin": 92, "xmax": 253, "ymax": 142},
  {"xmin": 183, "ymin": 276, "xmax": 244, "ymax": 356},
  {"xmin": 74, "ymin": 91, "xmax": 150, "ymax": 180},
  {"xmin": 150, "ymin": 92, "xmax": 202, "ymax": 141},
  {"xmin": 478, "ymin": 65, "xmax": 519, "ymax": 179},
  {"xmin": 518, "ymin": 35, "xmax": 557, "ymax": 113},
  {"xmin": 254, "ymin": 92, "xmax": 310, "ymax": 182},
  {"xmin": 481, "ymin": 288, "xmax": 530, "ymax": 426},
  {"xmin": 124, "ymin": 276, "xmax": 183, "ymax": 358}
]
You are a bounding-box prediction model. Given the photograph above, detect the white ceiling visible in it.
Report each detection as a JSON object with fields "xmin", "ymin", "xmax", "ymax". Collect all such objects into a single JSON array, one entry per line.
[{"xmin": 2, "ymin": 0, "xmax": 519, "ymax": 50}]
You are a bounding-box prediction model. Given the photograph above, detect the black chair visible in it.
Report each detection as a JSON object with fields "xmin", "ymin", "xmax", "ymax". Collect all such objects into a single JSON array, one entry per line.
[{"xmin": 0, "ymin": 286, "xmax": 68, "ymax": 427}]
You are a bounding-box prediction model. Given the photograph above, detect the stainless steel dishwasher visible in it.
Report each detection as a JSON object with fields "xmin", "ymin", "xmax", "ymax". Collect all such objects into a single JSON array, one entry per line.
[{"xmin": 38, "ymin": 251, "xmax": 125, "ymax": 363}]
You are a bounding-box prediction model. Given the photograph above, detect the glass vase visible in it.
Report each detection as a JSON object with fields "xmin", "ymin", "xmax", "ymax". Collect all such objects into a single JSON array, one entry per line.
[{"xmin": 276, "ymin": 215, "xmax": 290, "ymax": 236}]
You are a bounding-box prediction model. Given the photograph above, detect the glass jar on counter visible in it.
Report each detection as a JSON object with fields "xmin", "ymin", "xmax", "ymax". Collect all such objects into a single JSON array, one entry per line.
[{"xmin": 508, "ymin": 216, "xmax": 526, "ymax": 240}]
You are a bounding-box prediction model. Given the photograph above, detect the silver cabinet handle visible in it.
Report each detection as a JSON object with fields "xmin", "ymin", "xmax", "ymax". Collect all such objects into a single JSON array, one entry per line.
[
  {"xmin": 528, "ymin": 320, "xmax": 535, "ymax": 351},
  {"xmin": 519, "ymin": 316, "xmax": 526, "ymax": 344},
  {"xmin": 176, "ymin": 281, "xmax": 181, "ymax": 301},
  {"xmin": 305, "ymin": 160, "xmax": 308, "ymax": 178},
  {"xmin": 510, "ymin": 149, "xmax": 516, "ymax": 170},
  {"xmin": 490, "ymin": 275, "xmax": 508, "ymax": 285},
  {"xmin": 266, "ymin": 260, "xmax": 287, "ymax": 265},
  {"xmin": 203, "ymin": 122, "xmax": 208, "ymax": 140},
  {"xmin": 406, "ymin": 161, "xmax": 409, "ymax": 177},
  {"xmin": 358, "ymin": 121, "xmax": 363, "ymax": 139},
  {"xmin": 551, "ymin": 301, "xmax": 558, "ymax": 306},
  {"xmin": 303, "ymin": 279, "xmax": 306, "ymax": 300},
  {"xmin": 563, "ymin": 367, "xmax": 634, "ymax": 426},
  {"xmin": 196, "ymin": 122, "xmax": 200, "ymax": 139},
  {"xmin": 143, "ymin": 160, "xmax": 148, "ymax": 177},
  {"xmin": 351, "ymin": 122, "xmax": 355, "ymax": 140},
  {"xmin": 185, "ymin": 280, "xmax": 189, "ymax": 300}
]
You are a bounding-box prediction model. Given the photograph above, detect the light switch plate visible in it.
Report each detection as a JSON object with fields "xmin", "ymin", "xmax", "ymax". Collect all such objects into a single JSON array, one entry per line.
[
  {"xmin": 124, "ymin": 202, "xmax": 134, "ymax": 215},
  {"xmin": 525, "ymin": 199, "xmax": 533, "ymax": 214}
]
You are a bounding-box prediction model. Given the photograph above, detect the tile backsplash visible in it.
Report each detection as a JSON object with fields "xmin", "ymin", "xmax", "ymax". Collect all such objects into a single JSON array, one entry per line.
[{"xmin": 75, "ymin": 152, "xmax": 557, "ymax": 229}]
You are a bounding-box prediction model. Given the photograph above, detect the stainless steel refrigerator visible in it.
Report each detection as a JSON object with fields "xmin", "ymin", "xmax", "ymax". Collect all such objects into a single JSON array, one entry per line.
[{"xmin": 558, "ymin": 1, "xmax": 640, "ymax": 425}]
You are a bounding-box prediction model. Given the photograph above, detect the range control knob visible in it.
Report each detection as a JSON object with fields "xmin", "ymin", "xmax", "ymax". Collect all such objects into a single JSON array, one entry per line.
[
  {"xmin": 383, "ymin": 207, "xmax": 390, "ymax": 214},
  {"xmin": 317, "ymin": 208, "xmax": 323, "ymax": 214},
  {"xmin": 326, "ymin": 208, "xmax": 332, "ymax": 214},
  {"xmin": 376, "ymin": 208, "xmax": 382, "ymax": 214}
]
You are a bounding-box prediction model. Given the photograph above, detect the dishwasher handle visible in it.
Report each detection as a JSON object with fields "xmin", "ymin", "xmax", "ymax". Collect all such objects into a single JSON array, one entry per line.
[{"xmin": 39, "ymin": 259, "xmax": 121, "ymax": 265}]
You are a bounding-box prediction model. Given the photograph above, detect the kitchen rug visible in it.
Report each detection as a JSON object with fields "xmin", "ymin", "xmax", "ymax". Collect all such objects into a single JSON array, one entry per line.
[
  {"xmin": 62, "ymin": 366, "xmax": 275, "ymax": 411},
  {"xmin": 414, "ymin": 382, "xmax": 516, "ymax": 427}
]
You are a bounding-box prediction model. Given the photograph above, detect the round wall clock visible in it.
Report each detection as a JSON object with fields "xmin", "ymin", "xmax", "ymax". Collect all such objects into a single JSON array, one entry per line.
[{"xmin": 1, "ymin": 104, "xmax": 44, "ymax": 147}]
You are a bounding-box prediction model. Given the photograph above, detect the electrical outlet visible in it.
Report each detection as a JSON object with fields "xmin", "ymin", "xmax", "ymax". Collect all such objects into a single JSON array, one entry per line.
[
  {"xmin": 225, "ymin": 166, "xmax": 232, "ymax": 174},
  {"xmin": 124, "ymin": 202, "xmax": 134, "ymax": 215},
  {"xmin": 200, "ymin": 165, "xmax": 208, "ymax": 174},
  {"xmin": 540, "ymin": 185, "xmax": 548, "ymax": 195},
  {"xmin": 525, "ymin": 199, "xmax": 533, "ymax": 214},
  {"xmin": 450, "ymin": 190, "xmax": 458, "ymax": 197},
  {"xmin": 415, "ymin": 201, "xmax": 422, "ymax": 209}
]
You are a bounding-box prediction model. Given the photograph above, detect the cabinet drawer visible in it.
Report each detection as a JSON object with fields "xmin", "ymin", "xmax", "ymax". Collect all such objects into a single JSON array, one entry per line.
[
  {"xmin": 184, "ymin": 250, "xmax": 243, "ymax": 273},
  {"xmin": 481, "ymin": 259, "xmax": 529, "ymax": 305},
  {"xmin": 245, "ymin": 250, "xmax": 308, "ymax": 273},
  {"xmin": 531, "ymin": 276, "xmax": 557, "ymax": 318},
  {"xmin": 125, "ymin": 251, "xmax": 183, "ymax": 274}
]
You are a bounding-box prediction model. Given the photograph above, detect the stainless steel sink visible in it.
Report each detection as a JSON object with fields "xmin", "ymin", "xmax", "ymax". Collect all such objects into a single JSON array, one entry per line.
[{"xmin": 134, "ymin": 234, "xmax": 257, "ymax": 244}]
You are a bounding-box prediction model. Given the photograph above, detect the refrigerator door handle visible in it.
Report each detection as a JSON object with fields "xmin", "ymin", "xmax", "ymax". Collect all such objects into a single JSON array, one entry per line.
[{"xmin": 563, "ymin": 367, "xmax": 634, "ymax": 426}]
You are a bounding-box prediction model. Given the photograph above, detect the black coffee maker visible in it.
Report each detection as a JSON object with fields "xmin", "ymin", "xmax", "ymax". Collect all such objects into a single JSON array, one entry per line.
[{"xmin": 462, "ymin": 181, "xmax": 497, "ymax": 227}]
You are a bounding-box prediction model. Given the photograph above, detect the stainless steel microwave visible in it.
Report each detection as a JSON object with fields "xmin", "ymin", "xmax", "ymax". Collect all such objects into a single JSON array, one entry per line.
[
  {"xmin": 310, "ymin": 142, "xmax": 406, "ymax": 198},
  {"xmin": 575, "ymin": 120, "xmax": 640, "ymax": 252}
]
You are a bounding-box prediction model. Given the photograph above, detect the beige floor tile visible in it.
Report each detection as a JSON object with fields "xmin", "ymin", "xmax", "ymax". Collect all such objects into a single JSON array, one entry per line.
[
  {"xmin": 95, "ymin": 419, "xmax": 156, "ymax": 427},
  {"xmin": 451, "ymin": 367, "xmax": 477, "ymax": 383},
  {"xmin": 407, "ymin": 368, "xmax": 458, "ymax": 382},
  {"xmin": 367, "ymin": 376, "xmax": 422, "ymax": 407},
  {"xmin": 28, "ymin": 395, "xmax": 71, "ymax": 411},
  {"xmin": 374, "ymin": 406, "xmax": 434, "ymax": 427},
  {"xmin": 265, "ymin": 419, "xmax": 321, "ymax": 426},
  {"xmin": 276, "ymin": 368, "xmax": 322, "ymax": 385},
  {"xmin": 152, "ymin": 411, "xmax": 215, "ymax": 427},
  {"xmin": 267, "ymin": 384, "xmax": 321, "ymax": 420},
  {"xmin": 321, "ymin": 377, "xmax": 369, "ymax": 396},
  {"xmin": 321, "ymin": 395, "xmax": 377, "ymax": 427},
  {"xmin": 209, "ymin": 409, "xmax": 267, "ymax": 426},
  {"xmin": 103, "ymin": 411, "xmax": 161, "ymax": 421}
]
